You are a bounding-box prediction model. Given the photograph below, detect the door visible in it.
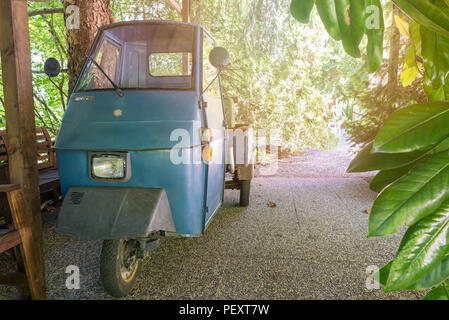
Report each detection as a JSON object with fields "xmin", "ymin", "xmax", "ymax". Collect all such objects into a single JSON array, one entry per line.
[
  {"xmin": 203, "ymin": 96, "xmax": 226, "ymax": 226},
  {"xmin": 202, "ymin": 33, "xmax": 226, "ymax": 227}
]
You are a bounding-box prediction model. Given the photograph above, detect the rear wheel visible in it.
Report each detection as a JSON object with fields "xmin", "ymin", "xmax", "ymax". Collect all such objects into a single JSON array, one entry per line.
[
  {"xmin": 100, "ymin": 239, "xmax": 142, "ymax": 298},
  {"xmin": 239, "ymin": 179, "xmax": 251, "ymax": 207}
]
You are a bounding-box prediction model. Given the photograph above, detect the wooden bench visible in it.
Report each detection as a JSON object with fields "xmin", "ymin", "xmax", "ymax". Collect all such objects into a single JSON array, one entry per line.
[{"xmin": 0, "ymin": 127, "xmax": 60, "ymax": 225}]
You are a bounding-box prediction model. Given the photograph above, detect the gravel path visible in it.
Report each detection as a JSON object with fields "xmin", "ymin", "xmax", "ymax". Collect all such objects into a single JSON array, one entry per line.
[{"xmin": 0, "ymin": 148, "xmax": 423, "ymax": 300}]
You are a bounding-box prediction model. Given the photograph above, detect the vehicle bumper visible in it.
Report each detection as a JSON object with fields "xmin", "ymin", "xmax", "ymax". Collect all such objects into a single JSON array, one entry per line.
[{"xmin": 56, "ymin": 186, "xmax": 176, "ymax": 240}]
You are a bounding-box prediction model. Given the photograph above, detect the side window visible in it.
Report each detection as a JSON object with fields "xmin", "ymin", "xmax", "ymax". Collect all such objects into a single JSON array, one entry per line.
[{"xmin": 203, "ymin": 38, "xmax": 220, "ymax": 97}]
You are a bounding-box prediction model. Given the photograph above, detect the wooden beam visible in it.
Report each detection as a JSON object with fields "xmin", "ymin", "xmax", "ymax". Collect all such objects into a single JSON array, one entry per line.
[
  {"xmin": 28, "ymin": 8, "xmax": 64, "ymax": 17},
  {"xmin": 182, "ymin": 0, "xmax": 190, "ymax": 22},
  {"xmin": 0, "ymin": 230, "xmax": 21, "ymax": 252},
  {"xmin": 0, "ymin": 0, "xmax": 46, "ymax": 300},
  {"xmin": 6, "ymin": 189, "xmax": 47, "ymax": 299},
  {"xmin": 165, "ymin": 0, "xmax": 182, "ymax": 14},
  {"xmin": 0, "ymin": 272, "xmax": 28, "ymax": 287},
  {"xmin": 0, "ymin": 184, "xmax": 20, "ymax": 193}
]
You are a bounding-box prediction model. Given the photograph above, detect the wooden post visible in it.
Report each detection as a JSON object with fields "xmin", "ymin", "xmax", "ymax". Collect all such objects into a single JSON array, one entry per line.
[
  {"xmin": 164, "ymin": 0, "xmax": 190, "ymax": 22},
  {"xmin": 182, "ymin": 0, "xmax": 190, "ymax": 75},
  {"xmin": 165, "ymin": 0, "xmax": 182, "ymax": 15},
  {"xmin": 0, "ymin": 0, "xmax": 46, "ymax": 300},
  {"xmin": 182, "ymin": 0, "xmax": 190, "ymax": 22}
]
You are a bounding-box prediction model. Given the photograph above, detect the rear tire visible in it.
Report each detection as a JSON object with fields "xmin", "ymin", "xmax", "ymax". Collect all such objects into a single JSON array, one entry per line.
[
  {"xmin": 100, "ymin": 239, "xmax": 142, "ymax": 298},
  {"xmin": 239, "ymin": 179, "xmax": 251, "ymax": 207}
]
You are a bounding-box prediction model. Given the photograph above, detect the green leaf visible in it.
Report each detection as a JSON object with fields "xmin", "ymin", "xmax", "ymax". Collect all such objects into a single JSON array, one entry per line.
[
  {"xmin": 408, "ymin": 254, "xmax": 449, "ymax": 290},
  {"xmin": 375, "ymin": 261, "xmax": 392, "ymax": 286},
  {"xmin": 409, "ymin": 20, "xmax": 421, "ymax": 57},
  {"xmin": 385, "ymin": 200, "xmax": 449, "ymax": 291},
  {"xmin": 433, "ymin": 136, "xmax": 449, "ymax": 153},
  {"xmin": 394, "ymin": 15, "xmax": 410, "ymax": 37},
  {"xmin": 316, "ymin": 0, "xmax": 342, "ymax": 40},
  {"xmin": 290, "ymin": 0, "xmax": 316, "ymax": 24},
  {"xmin": 369, "ymin": 162, "xmax": 416, "ymax": 193},
  {"xmin": 421, "ymin": 26, "xmax": 449, "ymax": 98},
  {"xmin": 401, "ymin": 64, "xmax": 420, "ymax": 87},
  {"xmin": 365, "ymin": 0, "xmax": 384, "ymax": 73},
  {"xmin": 375, "ymin": 256, "xmax": 449, "ymax": 290},
  {"xmin": 373, "ymin": 102, "xmax": 449, "ymax": 153},
  {"xmin": 392, "ymin": 0, "xmax": 449, "ymax": 39},
  {"xmin": 369, "ymin": 152, "xmax": 449, "ymax": 237},
  {"xmin": 423, "ymin": 282, "xmax": 449, "ymax": 300},
  {"xmin": 347, "ymin": 141, "xmax": 430, "ymax": 173},
  {"xmin": 424, "ymin": 80, "xmax": 446, "ymax": 101},
  {"xmin": 335, "ymin": 0, "xmax": 361, "ymax": 58},
  {"xmin": 401, "ymin": 35, "xmax": 421, "ymax": 87}
]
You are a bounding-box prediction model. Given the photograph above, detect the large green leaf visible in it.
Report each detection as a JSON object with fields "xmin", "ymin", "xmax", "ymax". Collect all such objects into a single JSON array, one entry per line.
[
  {"xmin": 392, "ymin": 0, "xmax": 449, "ymax": 39},
  {"xmin": 369, "ymin": 162, "xmax": 417, "ymax": 193},
  {"xmin": 423, "ymin": 282, "xmax": 449, "ymax": 300},
  {"xmin": 376, "ymin": 255, "xmax": 449, "ymax": 290},
  {"xmin": 373, "ymin": 102, "xmax": 449, "ymax": 153},
  {"xmin": 433, "ymin": 136, "xmax": 449, "ymax": 153},
  {"xmin": 369, "ymin": 152, "xmax": 449, "ymax": 237},
  {"xmin": 347, "ymin": 141, "xmax": 430, "ymax": 173},
  {"xmin": 421, "ymin": 24, "xmax": 449, "ymax": 100},
  {"xmin": 409, "ymin": 254, "xmax": 449, "ymax": 290},
  {"xmin": 385, "ymin": 200, "xmax": 449, "ymax": 291},
  {"xmin": 421, "ymin": 27, "xmax": 449, "ymax": 90}
]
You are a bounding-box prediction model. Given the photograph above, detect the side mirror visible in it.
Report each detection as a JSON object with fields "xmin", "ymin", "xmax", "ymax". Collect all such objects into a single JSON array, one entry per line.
[
  {"xmin": 209, "ymin": 47, "xmax": 230, "ymax": 69},
  {"xmin": 44, "ymin": 58, "xmax": 61, "ymax": 77}
]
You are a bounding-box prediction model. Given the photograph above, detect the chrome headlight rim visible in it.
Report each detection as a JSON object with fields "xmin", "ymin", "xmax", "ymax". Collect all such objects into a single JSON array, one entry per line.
[{"xmin": 89, "ymin": 151, "xmax": 131, "ymax": 182}]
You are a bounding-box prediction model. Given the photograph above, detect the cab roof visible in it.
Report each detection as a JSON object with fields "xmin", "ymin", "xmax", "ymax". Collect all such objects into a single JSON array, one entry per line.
[{"xmin": 97, "ymin": 20, "xmax": 216, "ymax": 44}]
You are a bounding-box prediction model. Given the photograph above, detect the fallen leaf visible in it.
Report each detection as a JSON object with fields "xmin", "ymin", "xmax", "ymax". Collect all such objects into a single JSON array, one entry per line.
[
  {"xmin": 268, "ymin": 201, "xmax": 277, "ymax": 208},
  {"xmin": 364, "ymin": 209, "xmax": 371, "ymax": 215}
]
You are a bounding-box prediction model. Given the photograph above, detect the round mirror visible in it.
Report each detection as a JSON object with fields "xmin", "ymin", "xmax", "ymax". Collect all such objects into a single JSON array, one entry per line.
[
  {"xmin": 209, "ymin": 47, "xmax": 230, "ymax": 69},
  {"xmin": 44, "ymin": 58, "xmax": 61, "ymax": 77}
]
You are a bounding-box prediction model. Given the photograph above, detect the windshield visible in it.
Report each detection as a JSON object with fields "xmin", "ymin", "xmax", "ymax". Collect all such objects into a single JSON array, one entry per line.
[{"xmin": 75, "ymin": 23, "xmax": 196, "ymax": 92}]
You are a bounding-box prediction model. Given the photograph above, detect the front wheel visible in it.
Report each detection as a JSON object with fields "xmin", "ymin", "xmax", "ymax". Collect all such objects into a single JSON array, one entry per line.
[
  {"xmin": 239, "ymin": 179, "xmax": 251, "ymax": 207},
  {"xmin": 100, "ymin": 239, "xmax": 142, "ymax": 298}
]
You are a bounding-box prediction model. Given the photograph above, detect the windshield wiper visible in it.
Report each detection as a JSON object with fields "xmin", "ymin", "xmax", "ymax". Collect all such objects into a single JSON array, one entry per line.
[{"xmin": 88, "ymin": 56, "xmax": 124, "ymax": 98}]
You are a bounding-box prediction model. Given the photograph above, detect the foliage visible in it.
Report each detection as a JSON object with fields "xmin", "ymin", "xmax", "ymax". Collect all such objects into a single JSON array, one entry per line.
[
  {"xmin": 0, "ymin": 0, "xmax": 68, "ymax": 135},
  {"xmin": 0, "ymin": 0, "xmax": 361, "ymax": 151},
  {"xmin": 341, "ymin": 3, "xmax": 427, "ymax": 147},
  {"xmin": 110, "ymin": 0, "xmax": 368, "ymax": 151},
  {"xmin": 189, "ymin": 0, "xmax": 362, "ymax": 151},
  {"xmin": 294, "ymin": 0, "xmax": 449, "ymax": 299}
]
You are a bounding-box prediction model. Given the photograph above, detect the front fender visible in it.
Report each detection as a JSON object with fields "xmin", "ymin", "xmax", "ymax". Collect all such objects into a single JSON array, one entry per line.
[{"xmin": 56, "ymin": 187, "xmax": 176, "ymax": 240}]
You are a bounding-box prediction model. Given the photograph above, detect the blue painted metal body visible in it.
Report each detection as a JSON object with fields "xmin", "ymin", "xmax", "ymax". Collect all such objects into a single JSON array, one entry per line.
[{"xmin": 55, "ymin": 21, "xmax": 226, "ymax": 237}]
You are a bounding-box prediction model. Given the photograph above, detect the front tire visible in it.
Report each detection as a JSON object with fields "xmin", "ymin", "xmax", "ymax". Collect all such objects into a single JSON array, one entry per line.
[
  {"xmin": 100, "ymin": 239, "xmax": 142, "ymax": 298},
  {"xmin": 239, "ymin": 179, "xmax": 251, "ymax": 207}
]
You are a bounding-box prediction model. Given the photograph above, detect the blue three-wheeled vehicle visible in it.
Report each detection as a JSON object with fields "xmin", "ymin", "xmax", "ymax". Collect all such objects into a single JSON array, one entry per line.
[{"xmin": 45, "ymin": 21, "xmax": 254, "ymax": 297}]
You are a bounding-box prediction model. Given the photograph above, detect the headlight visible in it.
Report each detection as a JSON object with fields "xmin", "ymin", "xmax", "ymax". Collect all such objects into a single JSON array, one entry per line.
[{"xmin": 91, "ymin": 154, "xmax": 126, "ymax": 180}]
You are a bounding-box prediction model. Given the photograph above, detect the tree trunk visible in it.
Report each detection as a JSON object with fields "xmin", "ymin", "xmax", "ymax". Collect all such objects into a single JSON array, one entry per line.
[
  {"xmin": 388, "ymin": 4, "xmax": 401, "ymax": 88},
  {"xmin": 386, "ymin": 4, "xmax": 401, "ymax": 113},
  {"xmin": 64, "ymin": 0, "xmax": 114, "ymax": 92}
]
